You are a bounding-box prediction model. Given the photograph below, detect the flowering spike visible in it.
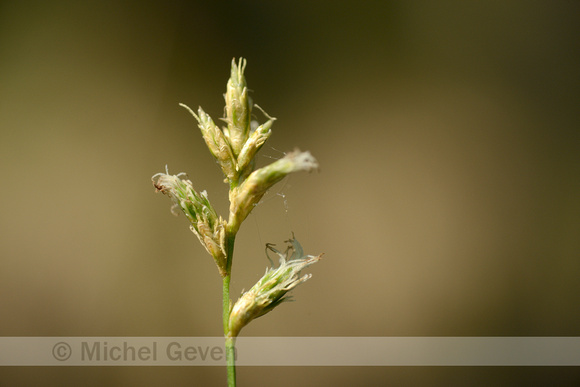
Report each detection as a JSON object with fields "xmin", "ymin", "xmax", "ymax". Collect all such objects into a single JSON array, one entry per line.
[
  {"xmin": 152, "ymin": 171, "xmax": 227, "ymax": 276},
  {"xmin": 228, "ymin": 237, "xmax": 322, "ymax": 338},
  {"xmin": 228, "ymin": 149, "xmax": 319, "ymax": 233},
  {"xmin": 152, "ymin": 58, "xmax": 322, "ymax": 385}
]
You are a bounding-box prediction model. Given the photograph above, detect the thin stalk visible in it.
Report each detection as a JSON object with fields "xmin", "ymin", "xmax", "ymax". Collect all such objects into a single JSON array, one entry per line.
[
  {"xmin": 223, "ymin": 233, "xmax": 236, "ymax": 387},
  {"xmin": 223, "ymin": 274, "xmax": 236, "ymax": 386},
  {"xmin": 222, "ymin": 274, "xmax": 231, "ymax": 335},
  {"xmin": 225, "ymin": 336, "xmax": 236, "ymax": 387}
]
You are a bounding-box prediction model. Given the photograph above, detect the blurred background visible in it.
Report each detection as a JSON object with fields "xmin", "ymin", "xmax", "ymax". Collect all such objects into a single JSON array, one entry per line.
[{"xmin": 1, "ymin": 0, "xmax": 579, "ymax": 385}]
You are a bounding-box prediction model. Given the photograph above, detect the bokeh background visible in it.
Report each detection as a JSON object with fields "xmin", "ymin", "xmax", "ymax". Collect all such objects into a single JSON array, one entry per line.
[{"xmin": 1, "ymin": 0, "xmax": 579, "ymax": 385}]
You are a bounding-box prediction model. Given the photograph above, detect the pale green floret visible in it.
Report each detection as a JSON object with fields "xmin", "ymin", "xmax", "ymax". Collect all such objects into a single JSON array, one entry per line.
[
  {"xmin": 236, "ymin": 106, "xmax": 276, "ymax": 178},
  {"xmin": 180, "ymin": 103, "xmax": 237, "ymax": 183},
  {"xmin": 225, "ymin": 58, "xmax": 252, "ymax": 156},
  {"xmin": 227, "ymin": 238, "xmax": 321, "ymax": 338}
]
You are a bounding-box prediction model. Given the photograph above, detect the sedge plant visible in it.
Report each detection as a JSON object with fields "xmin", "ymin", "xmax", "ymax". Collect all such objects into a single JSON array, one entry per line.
[{"xmin": 152, "ymin": 58, "xmax": 321, "ymax": 386}]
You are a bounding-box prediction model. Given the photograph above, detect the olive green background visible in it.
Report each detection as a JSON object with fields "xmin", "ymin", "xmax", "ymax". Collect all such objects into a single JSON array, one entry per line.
[{"xmin": 1, "ymin": 1, "xmax": 579, "ymax": 385}]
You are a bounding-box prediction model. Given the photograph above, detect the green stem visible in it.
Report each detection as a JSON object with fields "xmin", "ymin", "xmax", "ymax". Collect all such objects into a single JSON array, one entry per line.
[
  {"xmin": 222, "ymin": 274, "xmax": 231, "ymax": 335},
  {"xmin": 225, "ymin": 336, "xmax": 236, "ymax": 387},
  {"xmin": 223, "ymin": 232, "xmax": 236, "ymax": 387},
  {"xmin": 224, "ymin": 180, "xmax": 240, "ymax": 387}
]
